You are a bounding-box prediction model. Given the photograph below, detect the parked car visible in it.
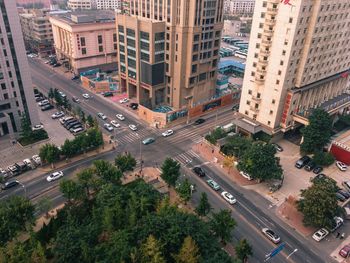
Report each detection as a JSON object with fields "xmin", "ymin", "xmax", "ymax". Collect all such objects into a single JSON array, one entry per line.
[
  {"xmin": 311, "ymin": 173, "xmax": 327, "ymax": 183},
  {"xmin": 312, "ymin": 166, "xmax": 323, "ymax": 174},
  {"xmin": 328, "ymin": 217, "xmax": 344, "ymax": 232},
  {"xmin": 38, "ymin": 99, "xmax": 49, "ymax": 106},
  {"xmin": 338, "ymin": 190, "xmax": 350, "ymax": 199},
  {"xmin": 192, "ymin": 167, "xmax": 205, "ymax": 177},
  {"xmin": 1, "ymin": 180, "xmax": 19, "ymax": 190},
  {"xmin": 64, "ymin": 119, "xmax": 78, "ymax": 128},
  {"xmin": 239, "ymin": 171, "xmax": 253, "ymax": 181},
  {"xmin": 221, "ymin": 191, "xmax": 236, "ymax": 204},
  {"xmin": 72, "ymin": 96, "xmax": 80, "ymax": 103},
  {"xmin": 72, "ymin": 127, "xmax": 84, "ymax": 135},
  {"xmin": 312, "ymin": 228, "xmax": 329, "ymax": 242},
  {"xmin": 71, "ymin": 75, "xmax": 79, "ymax": 80},
  {"xmin": 110, "ymin": 120, "xmax": 120, "ymax": 128},
  {"xmin": 116, "ymin": 114, "xmax": 125, "ymax": 121},
  {"xmin": 60, "ymin": 116, "xmax": 74, "ymax": 125},
  {"xmin": 271, "ymin": 143, "xmax": 283, "ymax": 152},
  {"xmin": 295, "ymin": 156, "xmax": 311, "ymax": 169},
  {"xmin": 51, "ymin": 111, "xmax": 65, "ymax": 119},
  {"xmin": 66, "ymin": 121, "xmax": 81, "ymax": 130},
  {"xmin": 336, "ymin": 192, "xmax": 347, "ymax": 202},
  {"xmin": 58, "ymin": 91, "xmax": 66, "ymax": 98},
  {"xmin": 206, "ymin": 179, "xmax": 220, "ymax": 191},
  {"xmin": 162, "ymin": 129, "xmax": 174, "ymax": 137},
  {"xmin": 69, "ymin": 124, "xmax": 83, "ymax": 132},
  {"xmin": 35, "ymin": 96, "xmax": 44, "ymax": 102},
  {"xmin": 129, "ymin": 124, "xmax": 137, "ymax": 131},
  {"xmin": 339, "ymin": 244, "xmax": 350, "ymax": 258},
  {"xmin": 103, "ymin": 91, "xmax": 113, "ymax": 97},
  {"xmin": 262, "ymin": 228, "xmax": 281, "ymax": 244},
  {"xmin": 336, "ymin": 161, "xmax": 347, "ymax": 172},
  {"xmin": 142, "ymin": 137, "xmax": 155, "ymax": 145},
  {"xmin": 342, "ymin": 181, "xmax": 350, "ymax": 192},
  {"xmin": 304, "ymin": 161, "xmax": 316, "ymax": 172},
  {"xmin": 194, "ymin": 118, "xmax": 205, "ymax": 125},
  {"xmin": 47, "ymin": 171, "xmax": 64, "ymax": 182},
  {"xmin": 119, "ymin": 98, "xmax": 129, "ymax": 104},
  {"xmin": 53, "ymin": 63, "xmax": 61, "ymax": 67},
  {"xmin": 130, "ymin": 103, "xmax": 138, "ymax": 110},
  {"xmin": 15, "ymin": 162, "xmax": 28, "ymax": 173},
  {"xmin": 32, "ymin": 124, "xmax": 44, "ymax": 131},
  {"xmin": 97, "ymin": 112, "xmax": 107, "ymax": 120},
  {"xmin": 31, "ymin": 155, "xmax": 41, "ymax": 165},
  {"xmin": 41, "ymin": 104, "xmax": 54, "ymax": 111},
  {"xmin": 82, "ymin": 93, "xmax": 91, "ymax": 99},
  {"xmin": 7, "ymin": 165, "xmax": 20, "ymax": 176},
  {"xmin": 104, "ymin": 123, "xmax": 114, "ymax": 132}
]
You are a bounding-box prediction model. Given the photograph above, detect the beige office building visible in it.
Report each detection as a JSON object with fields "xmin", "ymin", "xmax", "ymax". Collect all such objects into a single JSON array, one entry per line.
[
  {"xmin": 236, "ymin": 0, "xmax": 350, "ymax": 136},
  {"xmin": 67, "ymin": 0, "xmax": 92, "ymax": 10},
  {"xmin": 116, "ymin": 0, "xmax": 224, "ymax": 110},
  {"xmin": 0, "ymin": 0, "xmax": 40, "ymax": 137},
  {"xmin": 50, "ymin": 10, "xmax": 118, "ymax": 74}
]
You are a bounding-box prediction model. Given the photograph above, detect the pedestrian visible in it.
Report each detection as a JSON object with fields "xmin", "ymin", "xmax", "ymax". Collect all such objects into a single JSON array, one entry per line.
[{"xmin": 336, "ymin": 232, "xmax": 340, "ymax": 238}]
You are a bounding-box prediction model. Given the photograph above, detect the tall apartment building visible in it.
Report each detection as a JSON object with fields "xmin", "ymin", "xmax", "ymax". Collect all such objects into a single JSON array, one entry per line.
[
  {"xmin": 50, "ymin": 10, "xmax": 117, "ymax": 74},
  {"xmin": 68, "ymin": 0, "xmax": 121, "ymax": 10},
  {"xmin": 0, "ymin": 0, "xmax": 39, "ymax": 137},
  {"xmin": 116, "ymin": 0, "xmax": 224, "ymax": 110},
  {"xmin": 224, "ymin": 0, "xmax": 255, "ymax": 15},
  {"xmin": 19, "ymin": 9, "xmax": 54, "ymax": 57},
  {"xmin": 67, "ymin": 0, "xmax": 92, "ymax": 10},
  {"xmin": 236, "ymin": 0, "xmax": 350, "ymax": 136},
  {"xmin": 95, "ymin": 0, "xmax": 121, "ymax": 10}
]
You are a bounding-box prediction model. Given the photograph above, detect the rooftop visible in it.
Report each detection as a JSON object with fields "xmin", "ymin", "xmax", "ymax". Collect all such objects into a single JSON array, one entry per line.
[
  {"xmin": 333, "ymin": 129, "xmax": 350, "ymax": 148},
  {"xmin": 51, "ymin": 10, "xmax": 115, "ymax": 25}
]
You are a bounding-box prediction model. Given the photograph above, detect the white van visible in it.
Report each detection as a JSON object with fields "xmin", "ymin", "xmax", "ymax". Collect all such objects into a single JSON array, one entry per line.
[
  {"xmin": 59, "ymin": 116, "xmax": 74, "ymax": 125},
  {"xmin": 72, "ymin": 127, "xmax": 84, "ymax": 135}
]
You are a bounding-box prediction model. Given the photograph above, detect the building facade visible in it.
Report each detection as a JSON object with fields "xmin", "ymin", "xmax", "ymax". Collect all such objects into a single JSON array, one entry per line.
[
  {"xmin": 95, "ymin": 0, "xmax": 121, "ymax": 10},
  {"xmin": 50, "ymin": 10, "xmax": 118, "ymax": 74},
  {"xmin": 116, "ymin": 0, "xmax": 224, "ymax": 110},
  {"xmin": 224, "ymin": 0, "xmax": 255, "ymax": 15},
  {"xmin": 0, "ymin": 0, "xmax": 39, "ymax": 137},
  {"xmin": 19, "ymin": 9, "xmax": 54, "ymax": 57},
  {"xmin": 67, "ymin": 0, "xmax": 92, "ymax": 10},
  {"xmin": 236, "ymin": 0, "xmax": 350, "ymax": 136}
]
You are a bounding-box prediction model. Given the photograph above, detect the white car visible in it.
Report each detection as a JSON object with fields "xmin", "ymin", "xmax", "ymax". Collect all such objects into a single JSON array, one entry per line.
[
  {"xmin": 119, "ymin": 98, "xmax": 129, "ymax": 104},
  {"xmin": 129, "ymin": 124, "xmax": 137, "ymax": 131},
  {"xmin": 312, "ymin": 228, "xmax": 329, "ymax": 242},
  {"xmin": 38, "ymin": 99, "xmax": 49, "ymax": 106},
  {"xmin": 116, "ymin": 114, "xmax": 125, "ymax": 121},
  {"xmin": 104, "ymin": 123, "xmax": 114, "ymax": 132},
  {"xmin": 221, "ymin": 191, "xmax": 236, "ymax": 204},
  {"xmin": 47, "ymin": 171, "xmax": 64, "ymax": 182},
  {"xmin": 239, "ymin": 171, "xmax": 253, "ymax": 181},
  {"xmin": 32, "ymin": 155, "xmax": 41, "ymax": 165},
  {"xmin": 51, "ymin": 111, "xmax": 65, "ymax": 119},
  {"xmin": 262, "ymin": 228, "xmax": 281, "ymax": 244},
  {"xmin": 110, "ymin": 120, "xmax": 120, "ymax": 128},
  {"xmin": 82, "ymin": 93, "xmax": 91, "ymax": 99},
  {"xmin": 32, "ymin": 124, "xmax": 44, "ymax": 131},
  {"xmin": 97, "ymin": 112, "xmax": 107, "ymax": 120},
  {"xmin": 336, "ymin": 161, "xmax": 347, "ymax": 172},
  {"xmin": 162, "ymin": 129, "xmax": 174, "ymax": 137}
]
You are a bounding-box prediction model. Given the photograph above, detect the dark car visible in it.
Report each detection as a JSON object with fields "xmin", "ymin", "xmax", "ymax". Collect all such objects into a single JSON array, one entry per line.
[
  {"xmin": 295, "ymin": 156, "xmax": 311, "ymax": 169},
  {"xmin": 192, "ymin": 167, "xmax": 205, "ymax": 177},
  {"xmin": 71, "ymin": 75, "xmax": 79, "ymax": 80},
  {"xmin": 35, "ymin": 96, "xmax": 44, "ymax": 102},
  {"xmin": 336, "ymin": 192, "xmax": 346, "ymax": 202},
  {"xmin": 313, "ymin": 166, "xmax": 323, "ymax": 174},
  {"xmin": 41, "ymin": 104, "xmax": 54, "ymax": 111},
  {"xmin": 304, "ymin": 161, "xmax": 316, "ymax": 172},
  {"xmin": 1, "ymin": 180, "xmax": 19, "ymax": 190},
  {"xmin": 103, "ymin": 91, "xmax": 113, "ymax": 97},
  {"xmin": 53, "ymin": 63, "xmax": 61, "ymax": 67},
  {"xmin": 68, "ymin": 123, "xmax": 82, "ymax": 131},
  {"xmin": 338, "ymin": 190, "xmax": 350, "ymax": 199},
  {"xmin": 271, "ymin": 143, "xmax": 283, "ymax": 152},
  {"xmin": 66, "ymin": 121, "xmax": 80, "ymax": 130},
  {"xmin": 130, "ymin": 103, "xmax": 138, "ymax": 110},
  {"xmin": 72, "ymin": 96, "xmax": 80, "ymax": 103},
  {"xmin": 194, "ymin": 118, "xmax": 205, "ymax": 125},
  {"xmin": 64, "ymin": 119, "xmax": 78, "ymax": 128}
]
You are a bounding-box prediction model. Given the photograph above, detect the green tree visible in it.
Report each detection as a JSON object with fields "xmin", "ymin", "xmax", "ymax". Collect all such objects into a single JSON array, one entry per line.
[
  {"xmin": 93, "ymin": 160, "xmax": 122, "ymax": 185},
  {"xmin": 59, "ymin": 180, "xmax": 83, "ymax": 204},
  {"xmin": 301, "ymin": 109, "xmax": 332, "ymax": 154},
  {"xmin": 39, "ymin": 143, "xmax": 61, "ymax": 168},
  {"xmin": 48, "ymin": 88, "xmax": 55, "ymax": 99},
  {"xmin": 20, "ymin": 113, "xmax": 32, "ymax": 139},
  {"xmin": 0, "ymin": 196, "xmax": 35, "ymax": 245},
  {"xmin": 209, "ymin": 209, "xmax": 236, "ymax": 244},
  {"xmin": 235, "ymin": 239, "xmax": 253, "ymax": 263},
  {"xmin": 62, "ymin": 96, "xmax": 69, "ymax": 110},
  {"xmin": 30, "ymin": 241, "xmax": 46, "ymax": 263},
  {"xmin": 86, "ymin": 128, "xmax": 104, "ymax": 148},
  {"xmin": 140, "ymin": 235, "xmax": 166, "ymax": 263},
  {"xmin": 87, "ymin": 115, "xmax": 94, "ymax": 127},
  {"xmin": 173, "ymin": 236, "xmax": 200, "ymax": 263},
  {"xmin": 237, "ymin": 143, "xmax": 283, "ymax": 181},
  {"xmin": 54, "ymin": 88, "xmax": 63, "ymax": 106},
  {"xmin": 176, "ymin": 179, "xmax": 192, "ymax": 204},
  {"xmin": 115, "ymin": 153, "xmax": 137, "ymax": 173},
  {"xmin": 195, "ymin": 192, "xmax": 211, "ymax": 217},
  {"xmin": 312, "ymin": 151, "xmax": 335, "ymax": 166},
  {"xmin": 297, "ymin": 179, "xmax": 341, "ymax": 228},
  {"xmin": 36, "ymin": 197, "xmax": 52, "ymax": 218},
  {"xmin": 205, "ymin": 127, "xmax": 226, "ymax": 144},
  {"xmin": 80, "ymin": 111, "xmax": 86, "ymax": 124},
  {"xmin": 61, "ymin": 139, "xmax": 76, "ymax": 159},
  {"xmin": 77, "ymin": 167, "xmax": 96, "ymax": 198},
  {"xmin": 220, "ymin": 135, "xmax": 252, "ymax": 158},
  {"xmin": 161, "ymin": 158, "xmax": 181, "ymax": 187}
]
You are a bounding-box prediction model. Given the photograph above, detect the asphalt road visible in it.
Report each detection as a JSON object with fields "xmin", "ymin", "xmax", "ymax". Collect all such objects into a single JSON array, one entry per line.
[{"xmin": 1, "ymin": 58, "xmax": 334, "ymax": 262}]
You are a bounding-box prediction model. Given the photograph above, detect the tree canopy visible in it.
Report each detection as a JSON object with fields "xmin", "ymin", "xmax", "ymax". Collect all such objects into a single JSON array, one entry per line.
[
  {"xmin": 237, "ymin": 143, "xmax": 283, "ymax": 181},
  {"xmin": 220, "ymin": 135, "xmax": 252, "ymax": 158},
  {"xmin": 301, "ymin": 109, "xmax": 332, "ymax": 154},
  {"xmin": 115, "ymin": 153, "xmax": 137, "ymax": 173},
  {"xmin": 161, "ymin": 158, "xmax": 181, "ymax": 187},
  {"xmin": 235, "ymin": 239, "xmax": 253, "ymax": 263},
  {"xmin": 195, "ymin": 192, "xmax": 211, "ymax": 217},
  {"xmin": 209, "ymin": 209, "xmax": 236, "ymax": 244}
]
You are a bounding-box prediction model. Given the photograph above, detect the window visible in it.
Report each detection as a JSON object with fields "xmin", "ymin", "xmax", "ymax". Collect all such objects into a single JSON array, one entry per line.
[
  {"xmin": 199, "ymin": 73, "xmax": 206, "ymax": 81},
  {"xmin": 191, "ymin": 64, "xmax": 197, "ymax": 73},
  {"xmin": 280, "ymin": 60, "xmax": 284, "ymax": 66},
  {"xmin": 289, "ymin": 18, "xmax": 293, "ymax": 23},
  {"xmin": 248, "ymin": 90, "xmax": 252, "ymax": 95},
  {"xmin": 276, "ymin": 80, "xmax": 280, "ymax": 84},
  {"xmin": 80, "ymin": 37, "xmax": 86, "ymax": 46},
  {"xmin": 126, "ymin": 28, "xmax": 135, "ymax": 37},
  {"xmin": 140, "ymin": 31, "xmax": 149, "ymax": 40},
  {"xmin": 114, "ymin": 43, "xmax": 117, "ymax": 50},
  {"xmin": 251, "ymin": 72, "xmax": 255, "ymax": 76},
  {"xmin": 141, "ymin": 52, "xmax": 149, "ymax": 61},
  {"xmin": 194, "ymin": 34, "xmax": 199, "ymax": 42},
  {"xmin": 118, "ymin": 25, "xmax": 124, "ymax": 33},
  {"xmin": 1, "ymin": 83, "xmax": 5, "ymax": 90},
  {"xmin": 113, "ymin": 33, "xmax": 117, "ymax": 42},
  {"xmin": 269, "ymin": 110, "xmax": 273, "ymax": 114},
  {"xmin": 192, "ymin": 54, "xmax": 198, "ymax": 61},
  {"xmin": 3, "ymin": 93, "xmax": 8, "ymax": 100},
  {"xmin": 98, "ymin": 35, "xmax": 103, "ymax": 44},
  {"xmin": 99, "ymin": 46, "xmax": 103, "ymax": 52},
  {"xmin": 246, "ymin": 100, "xmax": 250, "ymax": 105}
]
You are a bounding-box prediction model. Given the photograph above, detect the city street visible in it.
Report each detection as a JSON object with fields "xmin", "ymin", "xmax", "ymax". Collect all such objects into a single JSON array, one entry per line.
[{"xmin": 8, "ymin": 57, "xmax": 335, "ymax": 262}]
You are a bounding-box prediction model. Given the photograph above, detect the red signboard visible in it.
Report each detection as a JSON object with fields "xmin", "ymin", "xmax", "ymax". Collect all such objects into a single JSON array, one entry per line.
[{"xmin": 330, "ymin": 144, "xmax": 350, "ymax": 165}]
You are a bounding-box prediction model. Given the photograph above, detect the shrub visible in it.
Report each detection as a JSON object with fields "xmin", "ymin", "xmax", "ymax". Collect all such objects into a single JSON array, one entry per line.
[
  {"xmin": 205, "ymin": 128, "xmax": 226, "ymax": 145},
  {"xmin": 313, "ymin": 151, "xmax": 335, "ymax": 166}
]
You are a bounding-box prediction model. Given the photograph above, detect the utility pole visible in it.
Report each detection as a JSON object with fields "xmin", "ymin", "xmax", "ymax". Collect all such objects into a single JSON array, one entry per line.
[{"xmin": 286, "ymin": 249, "xmax": 298, "ymax": 260}]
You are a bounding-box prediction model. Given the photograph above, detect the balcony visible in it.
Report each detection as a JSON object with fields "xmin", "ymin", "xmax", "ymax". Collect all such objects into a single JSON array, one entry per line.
[
  {"xmin": 258, "ymin": 59, "xmax": 268, "ymax": 65},
  {"xmin": 262, "ymin": 40, "xmax": 272, "ymax": 45},
  {"xmin": 260, "ymin": 49, "xmax": 270, "ymax": 56},
  {"xmin": 263, "ymin": 29, "xmax": 274, "ymax": 37},
  {"xmin": 252, "ymin": 95, "xmax": 262, "ymax": 102},
  {"xmin": 265, "ymin": 19, "xmax": 276, "ymax": 26},
  {"xmin": 255, "ymin": 76, "xmax": 265, "ymax": 84},
  {"xmin": 267, "ymin": 8, "xmax": 278, "ymax": 15},
  {"xmin": 250, "ymin": 106, "xmax": 260, "ymax": 112},
  {"xmin": 257, "ymin": 68, "xmax": 266, "ymax": 74}
]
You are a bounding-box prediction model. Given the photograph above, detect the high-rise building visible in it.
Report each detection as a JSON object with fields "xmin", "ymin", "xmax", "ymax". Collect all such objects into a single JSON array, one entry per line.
[
  {"xmin": 116, "ymin": 0, "xmax": 224, "ymax": 110},
  {"xmin": 50, "ymin": 10, "xmax": 118, "ymax": 74},
  {"xmin": 0, "ymin": 0, "xmax": 39, "ymax": 137},
  {"xmin": 19, "ymin": 9, "xmax": 54, "ymax": 57},
  {"xmin": 67, "ymin": 0, "xmax": 121, "ymax": 10},
  {"xmin": 224, "ymin": 0, "xmax": 255, "ymax": 15},
  {"xmin": 235, "ymin": 0, "xmax": 350, "ymax": 136},
  {"xmin": 67, "ymin": 0, "xmax": 92, "ymax": 10},
  {"xmin": 95, "ymin": 0, "xmax": 121, "ymax": 10}
]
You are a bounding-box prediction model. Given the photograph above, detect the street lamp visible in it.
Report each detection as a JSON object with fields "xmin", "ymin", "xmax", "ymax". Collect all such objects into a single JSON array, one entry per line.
[{"xmin": 286, "ymin": 249, "xmax": 298, "ymax": 260}]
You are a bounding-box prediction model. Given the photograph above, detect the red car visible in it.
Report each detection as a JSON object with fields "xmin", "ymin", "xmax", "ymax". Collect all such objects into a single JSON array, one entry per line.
[{"xmin": 339, "ymin": 244, "xmax": 350, "ymax": 258}]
